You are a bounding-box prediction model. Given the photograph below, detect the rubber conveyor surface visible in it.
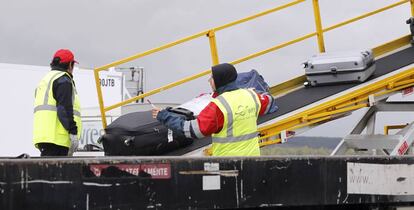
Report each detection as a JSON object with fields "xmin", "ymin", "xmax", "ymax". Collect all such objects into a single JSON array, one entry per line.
[
  {"xmin": 166, "ymin": 46, "xmax": 414, "ymax": 156},
  {"xmin": 260, "ymin": 46, "xmax": 414, "ymax": 123}
]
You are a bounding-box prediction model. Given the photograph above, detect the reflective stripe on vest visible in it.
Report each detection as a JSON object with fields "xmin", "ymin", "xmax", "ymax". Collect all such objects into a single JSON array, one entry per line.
[
  {"xmin": 34, "ymin": 104, "xmax": 81, "ymax": 117},
  {"xmin": 211, "ymin": 89, "xmax": 261, "ymax": 156},
  {"xmin": 212, "ymin": 132, "xmax": 258, "ymax": 143},
  {"xmin": 246, "ymin": 89, "xmax": 260, "ymax": 116}
]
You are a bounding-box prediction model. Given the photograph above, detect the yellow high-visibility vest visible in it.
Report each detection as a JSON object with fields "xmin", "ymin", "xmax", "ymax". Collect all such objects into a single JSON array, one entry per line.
[
  {"xmin": 33, "ymin": 70, "xmax": 82, "ymax": 148},
  {"xmin": 211, "ymin": 89, "xmax": 261, "ymax": 156}
]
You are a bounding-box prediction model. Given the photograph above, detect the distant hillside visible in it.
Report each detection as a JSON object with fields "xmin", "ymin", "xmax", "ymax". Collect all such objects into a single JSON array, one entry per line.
[
  {"xmin": 261, "ymin": 136, "xmax": 342, "ymax": 156},
  {"xmin": 272, "ymin": 136, "xmax": 342, "ymax": 149}
]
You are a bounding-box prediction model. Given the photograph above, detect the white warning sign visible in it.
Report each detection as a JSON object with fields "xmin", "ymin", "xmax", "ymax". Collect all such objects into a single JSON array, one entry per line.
[{"xmin": 347, "ymin": 162, "xmax": 414, "ymax": 195}]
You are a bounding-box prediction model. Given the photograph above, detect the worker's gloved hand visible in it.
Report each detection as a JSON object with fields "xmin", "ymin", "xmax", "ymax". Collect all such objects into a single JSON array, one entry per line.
[{"xmin": 68, "ymin": 134, "xmax": 79, "ymax": 156}]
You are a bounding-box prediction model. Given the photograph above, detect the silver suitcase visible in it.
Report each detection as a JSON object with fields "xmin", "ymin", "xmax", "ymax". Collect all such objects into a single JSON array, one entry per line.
[{"xmin": 304, "ymin": 50, "xmax": 376, "ymax": 86}]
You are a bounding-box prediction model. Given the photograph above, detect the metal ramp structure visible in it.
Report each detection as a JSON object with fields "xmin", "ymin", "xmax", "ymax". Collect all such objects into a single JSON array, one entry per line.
[
  {"xmin": 4, "ymin": 1, "xmax": 414, "ymax": 210},
  {"xmin": 258, "ymin": 41, "xmax": 414, "ymax": 151},
  {"xmin": 173, "ymin": 40, "xmax": 414, "ymax": 156},
  {"xmin": 92, "ymin": 0, "xmax": 414, "ymax": 157},
  {"xmin": 331, "ymin": 100, "xmax": 414, "ymax": 156}
]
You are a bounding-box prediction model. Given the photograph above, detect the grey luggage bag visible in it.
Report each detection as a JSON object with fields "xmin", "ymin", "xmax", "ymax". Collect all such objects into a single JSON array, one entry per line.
[{"xmin": 304, "ymin": 50, "xmax": 376, "ymax": 86}]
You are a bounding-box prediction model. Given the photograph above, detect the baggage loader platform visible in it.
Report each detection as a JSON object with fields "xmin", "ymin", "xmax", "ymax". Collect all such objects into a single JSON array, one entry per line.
[
  {"xmin": 91, "ymin": 1, "xmax": 414, "ymax": 155},
  {"xmin": 167, "ymin": 45, "xmax": 414, "ymax": 156},
  {"xmin": 1, "ymin": 156, "xmax": 414, "ymax": 209}
]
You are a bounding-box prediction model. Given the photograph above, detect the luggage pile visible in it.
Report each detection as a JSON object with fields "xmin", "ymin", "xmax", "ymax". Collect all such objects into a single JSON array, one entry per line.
[{"xmin": 99, "ymin": 69, "xmax": 273, "ymax": 156}]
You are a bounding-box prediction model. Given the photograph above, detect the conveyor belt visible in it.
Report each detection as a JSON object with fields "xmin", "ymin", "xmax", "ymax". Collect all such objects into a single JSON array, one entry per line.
[
  {"xmin": 166, "ymin": 46, "xmax": 414, "ymax": 156},
  {"xmin": 259, "ymin": 46, "xmax": 414, "ymax": 123}
]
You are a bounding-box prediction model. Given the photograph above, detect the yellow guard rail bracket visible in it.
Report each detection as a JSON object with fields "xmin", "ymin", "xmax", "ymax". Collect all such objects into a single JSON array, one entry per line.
[{"xmin": 94, "ymin": 0, "xmax": 411, "ymax": 129}]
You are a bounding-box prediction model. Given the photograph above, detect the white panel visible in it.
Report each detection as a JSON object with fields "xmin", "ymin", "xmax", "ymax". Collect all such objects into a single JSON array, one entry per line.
[
  {"xmin": 347, "ymin": 163, "xmax": 414, "ymax": 195},
  {"xmin": 204, "ymin": 162, "xmax": 219, "ymax": 171},
  {"xmin": 202, "ymin": 176, "xmax": 221, "ymax": 191},
  {"xmin": 203, "ymin": 162, "xmax": 221, "ymax": 190},
  {"xmin": 79, "ymin": 121, "xmax": 104, "ymax": 147},
  {"xmin": 74, "ymin": 68, "xmax": 123, "ymax": 111}
]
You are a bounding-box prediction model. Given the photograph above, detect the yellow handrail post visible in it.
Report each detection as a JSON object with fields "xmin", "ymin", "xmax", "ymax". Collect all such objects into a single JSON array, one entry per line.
[
  {"xmin": 312, "ymin": 0, "xmax": 326, "ymax": 53},
  {"xmin": 207, "ymin": 30, "xmax": 220, "ymax": 65},
  {"xmin": 411, "ymin": 0, "xmax": 414, "ymax": 16},
  {"xmin": 94, "ymin": 68, "xmax": 108, "ymax": 129}
]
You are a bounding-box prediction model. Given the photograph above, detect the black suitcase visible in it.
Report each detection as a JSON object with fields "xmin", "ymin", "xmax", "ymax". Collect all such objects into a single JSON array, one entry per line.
[{"xmin": 101, "ymin": 107, "xmax": 194, "ymax": 156}]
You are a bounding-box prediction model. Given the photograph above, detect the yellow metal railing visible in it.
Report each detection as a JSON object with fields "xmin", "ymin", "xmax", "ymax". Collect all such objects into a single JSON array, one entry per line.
[
  {"xmin": 259, "ymin": 63, "xmax": 414, "ymax": 146},
  {"xmin": 94, "ymin": 0, "xmax": 413, "ymax": 128}
]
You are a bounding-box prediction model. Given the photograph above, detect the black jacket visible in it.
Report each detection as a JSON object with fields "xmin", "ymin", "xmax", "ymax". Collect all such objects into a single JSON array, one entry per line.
[{"xmin": 52, "ymin": 69, "xmax": 78, "ymax": 135}]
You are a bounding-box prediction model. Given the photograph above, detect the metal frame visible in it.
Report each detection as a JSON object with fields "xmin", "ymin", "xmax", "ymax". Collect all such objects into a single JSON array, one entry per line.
[
  {"xmin": 93, "ymin": 0, "xmax": 306, "ymax": 128},
  {"xmin": 3, "ymin": 156, "xmax": 414, "ymax": 209},
  {"xmin": 331, "ymin": 100, "xmax": 414, "ymax": 156},
  {"xmin": 93, "ymin": 0, "xmax": 411, "ymax": 128},
  {"xmin": 258, "ymin": 52, "xmax": 414, "ymax": 147}
]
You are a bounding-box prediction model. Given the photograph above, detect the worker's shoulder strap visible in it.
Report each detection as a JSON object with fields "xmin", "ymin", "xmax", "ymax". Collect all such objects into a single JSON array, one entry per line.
[{"xmin": 34, "ymin": 71, "xmax": 70, "ymax": 113}]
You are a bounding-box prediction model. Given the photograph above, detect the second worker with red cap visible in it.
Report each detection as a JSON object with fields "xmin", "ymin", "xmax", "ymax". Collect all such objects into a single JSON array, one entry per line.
[{"xmin": 33, "ymin": 49, "xmax": 82, "ymax": 157}]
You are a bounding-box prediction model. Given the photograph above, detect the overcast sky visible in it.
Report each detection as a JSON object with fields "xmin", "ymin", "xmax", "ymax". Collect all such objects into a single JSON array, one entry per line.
[{"xmin": 0, "ymin": 0, "xmax": 412, "ymax": 156}]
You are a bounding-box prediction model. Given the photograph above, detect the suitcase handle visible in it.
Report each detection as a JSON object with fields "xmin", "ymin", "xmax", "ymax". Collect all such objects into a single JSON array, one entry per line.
[
  {"xmin": 168, "ymin": 107, "xmax": 195, "ymax": 120},
  {"xmin": 361, "ymin": 51, "xmax": 371, "ymax": 57},
  {"xmin": 302, "ymin": 62, "xmax": 309, "ymax": 68}
]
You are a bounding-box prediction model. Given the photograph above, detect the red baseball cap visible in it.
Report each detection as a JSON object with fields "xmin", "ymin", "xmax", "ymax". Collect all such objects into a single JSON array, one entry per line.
[{"xmin": 53, "ymin": 49, "xmax": 78, "ymax": 64}]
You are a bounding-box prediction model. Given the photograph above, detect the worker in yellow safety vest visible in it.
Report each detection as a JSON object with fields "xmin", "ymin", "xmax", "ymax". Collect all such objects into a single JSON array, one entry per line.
[
  {"xmin": 152, "ymin": 63, "xmax": 277, "ymax": 156},
  {"xmin": 33, "ymin": 49, "xmax": 82, "ymax": 156}
]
